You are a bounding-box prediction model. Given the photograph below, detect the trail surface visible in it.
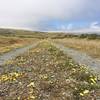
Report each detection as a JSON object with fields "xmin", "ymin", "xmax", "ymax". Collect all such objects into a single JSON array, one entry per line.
[
  {"xmin": 52, "ymin": 42, "xmax": 100, "ymax": 75},
  {"xmin": 0, "ymin": 42, "xmax": 39, "ymax": 65},
  {"xmin": 0, "ymin": 40, "xmax": 100, "ymax": 75}
]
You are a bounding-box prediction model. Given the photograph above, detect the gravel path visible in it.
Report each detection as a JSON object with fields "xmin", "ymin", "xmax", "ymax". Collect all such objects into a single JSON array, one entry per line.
[
  {"xmin": 52, "ymin": 42, "xmax": 100, "ymax": 75},
  {"xmin": 0, "ymin": 41, "xmax": 100, "ymax": 75},
  {"xmin": 0, "ymin": 42, "xmax": 39, "ymax": 65}
]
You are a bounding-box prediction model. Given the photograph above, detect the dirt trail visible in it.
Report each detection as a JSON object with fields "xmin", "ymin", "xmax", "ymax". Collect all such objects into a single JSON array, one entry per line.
[
  {"xmin": 0, "ymin": 42, "xmax": 39, "ymax": 65},
  {"xmin": 52, "ymin": 42, "xmax": 100, "ymax": 75},
  {"xmin": 0, "ymin": 40, "xmax": 100, "ymax": 75}
]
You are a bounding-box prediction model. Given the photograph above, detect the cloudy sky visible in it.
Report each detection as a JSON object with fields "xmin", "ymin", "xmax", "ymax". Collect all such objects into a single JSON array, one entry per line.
[{"xmin": 0, "ymin": 0, "xmax": 100, "ymax": 31}]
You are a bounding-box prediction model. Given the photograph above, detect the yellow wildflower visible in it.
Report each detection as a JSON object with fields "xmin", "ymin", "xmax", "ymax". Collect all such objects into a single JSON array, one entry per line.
[
  {"xmin": 80, "ymin": 90, "xmax": 89, "ymax": 96},
  {"xmin": 27, "ymin": 82, "xmax": 35, "ymax": 87},
  {"xmin": 30, "ymin": 95, "xmax": 35, "ymax": 99},
  {"xmin": 0, "ymin": 72, "xmax": 23, "ymax": 82},
  {"xmin": 40, "ymin": 74, "xmax": 48, "ymax": 80},
  {"xmin": 90, "ymin": 78, "xmax": 96, "ymax": 84},
  {"xmin": 83, "ymin": 90, "xmax": 89, "ymax": 94},
  {"xmin": 80, "ymin": 93, "xmax": 84, "ymax": 96}
]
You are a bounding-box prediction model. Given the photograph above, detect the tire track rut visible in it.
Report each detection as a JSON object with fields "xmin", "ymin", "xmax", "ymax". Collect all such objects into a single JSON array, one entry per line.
[
  {"xmin": 0, "ymin": 42, "xmax": 39, "ymax": 65},
  {"xmin": 52, "ymin": 42, "xmax": 100, "ymax": 76}
]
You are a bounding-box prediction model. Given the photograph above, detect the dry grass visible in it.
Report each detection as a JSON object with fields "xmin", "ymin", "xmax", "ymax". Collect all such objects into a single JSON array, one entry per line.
[
  {"xmin": 54, "ymin": 38, "xmax": 100, "ymax": 59},
  {"xmin": 0, "ymin": 36, "xmax": 38, "ymax": 55}
]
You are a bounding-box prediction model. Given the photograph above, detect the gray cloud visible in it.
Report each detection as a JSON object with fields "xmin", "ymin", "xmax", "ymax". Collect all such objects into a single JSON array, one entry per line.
[{"xmin": 0, "ymin": 0, "xmax": 100, "ymax": 31}]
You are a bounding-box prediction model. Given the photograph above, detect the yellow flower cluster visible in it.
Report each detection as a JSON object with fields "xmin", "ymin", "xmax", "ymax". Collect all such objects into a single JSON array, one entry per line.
[
  {"xmin": 40, "ymin": 74, "xmax": 48, "ymax": 80},
  {"xmin": 27, "ymin": 82, "xmax": 35, "ymax": 88},
  {"xmin": 89, "ymin": 75, "xmax": 97, "ymax": 84},
  {"xmin": 80, "ymin": 90, "xmax": 89, "ymax": 96},
  {"xmin": 27, "ymin": 95, "xmax": 36, "ymax": 100},
  {"xmin": 27, "ymin": 82, "xmax": 36, "ymax": 100},
  {"xmin": 0, "ymin": 72, "xmax": 23, "ymax": 82}
]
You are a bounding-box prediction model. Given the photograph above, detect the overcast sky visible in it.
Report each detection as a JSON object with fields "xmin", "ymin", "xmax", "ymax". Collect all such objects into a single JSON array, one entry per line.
[{"xmin": 0, "ymin": 0, "xmax": 100, "ymax": 31}]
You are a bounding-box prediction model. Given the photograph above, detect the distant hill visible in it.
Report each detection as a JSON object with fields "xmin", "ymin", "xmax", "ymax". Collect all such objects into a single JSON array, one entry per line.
[
  {"xmin": 0, "ymin": 28, "xmax": 48, "ymax": 38},
  {"xmin": 0, "ymin": 28, "xmax": 68, "ymax": 39},
  {"xmin": 0, "ymin": 28, "xmax": 100, "ymax": 39}
]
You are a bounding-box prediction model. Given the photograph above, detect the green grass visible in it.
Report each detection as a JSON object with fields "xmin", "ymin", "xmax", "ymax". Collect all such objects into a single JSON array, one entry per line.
[{"xmin": 0, "ymin": 41, "xmax": 99, "ymax": 100}]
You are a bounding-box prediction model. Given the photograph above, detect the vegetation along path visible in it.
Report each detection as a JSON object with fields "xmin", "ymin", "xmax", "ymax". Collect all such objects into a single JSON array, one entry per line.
[
  {"xmin": 0, "ymin": 42, "xmax": 39, "ymax": 65},
  {"xmin": 52, "ymin": 42, "xmax": 100, "ymax": 76},
  {"xmin": 0, "ymin": 41, "xmax": 100, "ymax": 99}
]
